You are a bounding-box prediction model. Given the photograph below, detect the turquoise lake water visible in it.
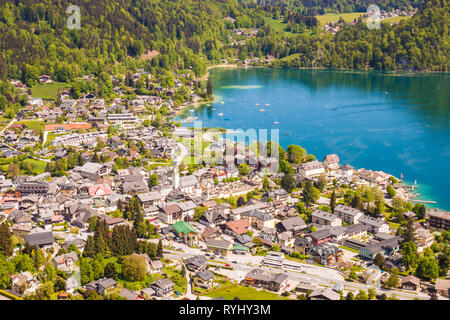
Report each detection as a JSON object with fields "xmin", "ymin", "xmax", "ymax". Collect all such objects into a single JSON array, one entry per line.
[{"xmin": 178, "ymin": 68, "xmax": 450, "ymax": 210}]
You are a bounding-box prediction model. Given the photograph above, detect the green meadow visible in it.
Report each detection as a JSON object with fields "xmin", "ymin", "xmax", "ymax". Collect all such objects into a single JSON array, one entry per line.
[{"xmin": 31, "ymin": 82, "xmax": 69, "ymax": 100}]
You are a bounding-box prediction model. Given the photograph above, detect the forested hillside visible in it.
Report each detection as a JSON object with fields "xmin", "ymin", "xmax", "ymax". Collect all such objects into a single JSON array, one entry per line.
[
  {"xmin": 0, "ymin": 0, "xmax": 447, "ymax": 89},
  {"xmin": 245, "ymin": 0, "xmax": 449, "ymax": 71},
  {"xmin": 0, "ymin": 0, "xmax": 263, "ymax": 84},
  {"xmin": 241, "ymin": 0, "xmax": 424, "ymax": 14}
]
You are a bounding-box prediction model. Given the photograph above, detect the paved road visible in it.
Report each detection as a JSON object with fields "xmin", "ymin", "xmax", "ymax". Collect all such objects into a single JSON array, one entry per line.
[
  {"xmin": 0, "ymin": 118, "xmax": 16, "ymax": 135},
  {"xmin": 163, "ymin": 242, "xmax": 434, "ymax": 300}
]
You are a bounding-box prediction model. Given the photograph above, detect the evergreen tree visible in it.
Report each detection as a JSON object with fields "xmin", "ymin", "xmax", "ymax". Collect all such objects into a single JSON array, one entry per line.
[
  {"xmin": 206, "ymin": 78, "xmax": 213, "ymax": 97},
  {"xmin": 104, "ymin": 262, "xmax": 118, "ymax": 279},
  {"xmin": 330, "ymin": 190, "xmax": 337, "ymax": 213},
  {"xmin": 401, "ymin": 219, "xmax": 417, "ymax": 244},
  {"xmin": 83, "ymin": 236, "xmax": 96, "ymax": 258},
  {"xmin": 302, "ymin": 180, "xmax": 319, "ymax": 205},
  {"xmin": 281, "ymin": 174, "xmax": 295, "ymax": 193},
  {"xmin": 111, "ymin": 225, "xmax": 137, "ymax": 256},
  {"xmin": 374, "ymin": 253, "xmax": 385, "ymax": 270},
  {"xmin": 0, "ymin": 223, "xmax": 13, "ymax": 257},
  {"xmin": 157, "ymin": 239, "xmax": 164, "ymax": 259}
]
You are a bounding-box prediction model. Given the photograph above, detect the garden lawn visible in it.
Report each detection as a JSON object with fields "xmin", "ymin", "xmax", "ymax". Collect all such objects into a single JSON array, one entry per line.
[
  {"xmin": 17, "ymin": 120, "xmax": 45, "ymax": 133},
  {"xmin": 21, "ymin": 159, "xmax": 47, "ymax": 175},
  {"xmin": 202, "ymin": 284, "xmax": 287, "ymax": 300}
]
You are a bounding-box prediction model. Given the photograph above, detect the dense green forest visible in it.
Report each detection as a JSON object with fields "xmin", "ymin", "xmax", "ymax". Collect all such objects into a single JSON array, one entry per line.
[
  {"xmin": 241, "ymin": 0, "xmax": 424, "ymax": 14},
  {"xmin": 0, "ymin": 0, "xmax": 265, "ymax": 84},
  {"xmin": 0, "ymin": 0, "xmax": 447, "ymax": 93},
  {"xmin": 243, "ymin": 0, "xmax": 449, "ymax": 71}
]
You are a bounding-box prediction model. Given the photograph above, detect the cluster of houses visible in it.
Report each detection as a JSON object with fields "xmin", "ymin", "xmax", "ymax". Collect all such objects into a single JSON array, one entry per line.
[{"xmin": 2, "ymin": 69, "xmax": 449, "ymax": 300}]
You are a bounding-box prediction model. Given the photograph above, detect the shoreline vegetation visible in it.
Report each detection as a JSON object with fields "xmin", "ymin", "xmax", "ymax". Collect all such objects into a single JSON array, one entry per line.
[{"xmin": 176, "ymin": 64, "xmax": 238, "ymax": 115}]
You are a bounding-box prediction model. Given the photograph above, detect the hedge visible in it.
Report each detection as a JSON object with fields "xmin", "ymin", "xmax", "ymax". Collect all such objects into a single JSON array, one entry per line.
[{"xmin": 0, "ymin": 289, "xmax": 23, "ymax": 300}]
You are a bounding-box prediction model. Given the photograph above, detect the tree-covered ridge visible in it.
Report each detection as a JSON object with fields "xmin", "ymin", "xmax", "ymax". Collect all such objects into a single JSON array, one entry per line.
[
  {"xmin": 0, "ymin": 0, "xmax": 447, "ymax": 85},
  {"xmin": 0, "ymin": 0, "xmax": 263, "ymax": 83},
  {"xmin": 241, "ymin": 0, "xmax": 424, "ymax": 14},
  {"xmin": 242, "ymin": 0, "xmax": 449, "ymax": 71}
]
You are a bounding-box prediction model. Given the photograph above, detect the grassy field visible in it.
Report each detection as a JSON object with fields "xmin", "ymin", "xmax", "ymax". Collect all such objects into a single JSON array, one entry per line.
[
  {"xmin": 0, "ymin": 117, "xmax": 11, "ymax": 131},
  {"xmin": 23, "ymin": 159, "xmax": 47, "ymax": 174},
  {"xmin": 265, "ymin": 17, "xmax": 291, "ymax": 34},
  {"xmin": 316, "ymin": 12, "xmax": 411, "ymax": 27},
  {"xmin": 31, "ymin": 82, "xmax": 69, "ymax": 100},
  {"xmin": 202, "ymin": 284, "xmax": 288, "ymax": 300},
  {"xmin": 0, "ymin": 158, "xmax": 47, "ymax": 176},
  {"xmin": 316, "ymin": 12, "xmax": 365, "ymax": 26},
  {"xmin": 381, "ymin": 16, "xmax": 411, "ymax": 24},
  {"xmin": 45, "ymin": 132, "xmax": 68, "ymax": 147},
  {"xmin": 17, "ymin": 120, "xmax": 45, "ymax": 133}
]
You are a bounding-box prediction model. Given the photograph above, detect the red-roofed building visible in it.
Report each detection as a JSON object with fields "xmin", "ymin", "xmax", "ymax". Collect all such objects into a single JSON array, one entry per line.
[
  {"xmin": 222, "ymin": 219, "xmax": 250, "ymax": 236},
  {"xmin": 45, "ymin": 123, "xmax": 92, "ymax": 131},
  {"xmin": 323, "ymin": 154, "xmax": 340, "ymax": 170},
  {"xmin": 88, "ymin": 184, "xmax": 113, "ymax": 197}
]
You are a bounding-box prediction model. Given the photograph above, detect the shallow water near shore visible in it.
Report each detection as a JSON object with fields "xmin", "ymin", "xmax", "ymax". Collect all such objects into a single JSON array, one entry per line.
[{"xmin": 179, "ymin": 68, "xmax": 450, "ymax": 210}]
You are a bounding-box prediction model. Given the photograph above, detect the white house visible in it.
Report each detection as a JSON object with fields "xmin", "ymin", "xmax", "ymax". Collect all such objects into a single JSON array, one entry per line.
[{"xmin": 299, "ymin": 161, "xmax": 325, "ymax": 178}]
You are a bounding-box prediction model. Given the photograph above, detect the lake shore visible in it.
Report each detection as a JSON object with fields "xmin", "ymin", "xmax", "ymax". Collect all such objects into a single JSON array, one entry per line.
[
  {"xmin": 176, "ymin": 64, "xmax": 239, "ymax": 115},
  {"xmin": 196, "ymin": 64, "xmax": 239, "ymax": 82},
  {"xmin": 177, "ymin": 67, "xmax": 449, "ymax": 210}
]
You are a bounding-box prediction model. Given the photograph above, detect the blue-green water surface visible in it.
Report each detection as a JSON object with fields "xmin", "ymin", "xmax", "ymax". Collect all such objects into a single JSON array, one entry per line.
[{"xmin": 179, "ymin": 68, "xmax": 450, "ymax": 210}]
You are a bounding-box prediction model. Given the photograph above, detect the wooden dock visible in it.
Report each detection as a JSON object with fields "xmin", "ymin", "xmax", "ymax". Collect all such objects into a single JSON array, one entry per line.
[{"xmin": 411, "ymin": 199, "xmax": 437, "ymax": 204}]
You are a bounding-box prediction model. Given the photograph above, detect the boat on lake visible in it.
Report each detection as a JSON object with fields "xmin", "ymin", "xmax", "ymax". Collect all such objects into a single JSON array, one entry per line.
[
  {"xmin": 218, "ymin": 113, "xmax": 224, "ymax": 116},
  {"xmin": 273, "ymin": 121, "xmax": 279, "ymax": 124},
  {"xmin": 259, "ymin": 109, "xmax": 265, "ymax": 112}
]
